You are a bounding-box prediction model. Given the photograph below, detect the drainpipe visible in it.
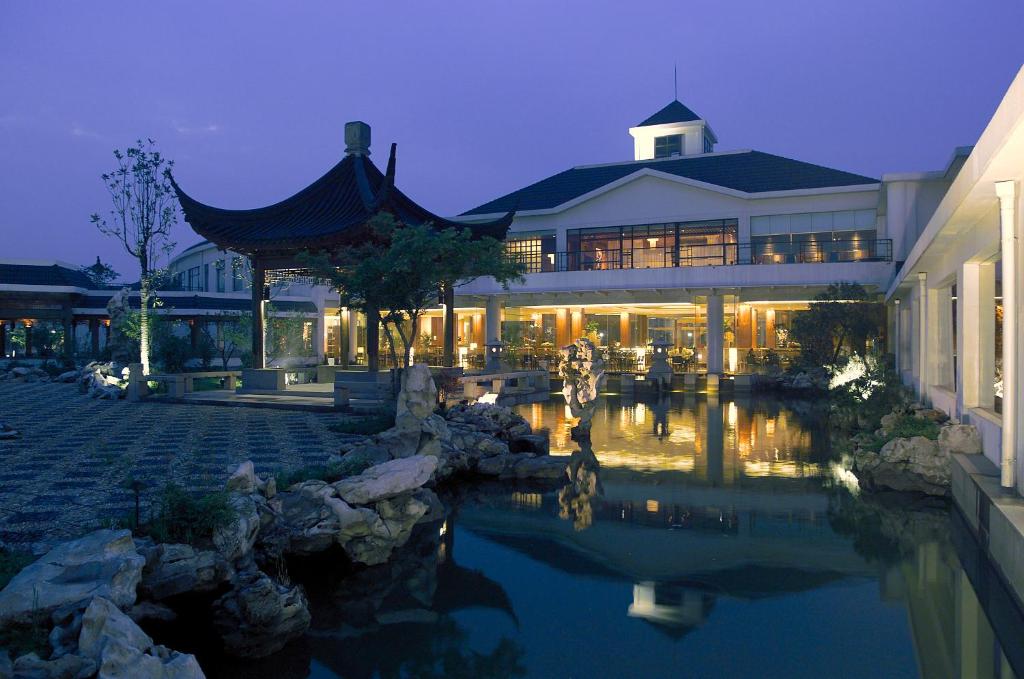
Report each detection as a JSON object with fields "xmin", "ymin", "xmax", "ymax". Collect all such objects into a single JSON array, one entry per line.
[{"xmin": 997, "ymin": 180, "xmax": 1019, "ymax": 490}]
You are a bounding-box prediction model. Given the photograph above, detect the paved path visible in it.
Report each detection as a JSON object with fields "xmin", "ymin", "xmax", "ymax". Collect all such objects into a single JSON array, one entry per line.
[{"xmin": 0, "ymin": 380, "xmax": 352, "ymax": 548}]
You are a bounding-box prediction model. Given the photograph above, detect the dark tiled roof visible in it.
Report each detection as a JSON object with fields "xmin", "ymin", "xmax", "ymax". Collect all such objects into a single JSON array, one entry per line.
[
  {"xmin": 638, "ymin": 100, "xmax": 702, "ymax": 126},
  {"xmin": 77, "ymin": 293, "xmax": 316, "ymax": 313},
  {"xmin": 461, "ymin": 151, "xmax": 879, "ymax": 216},
  {"xmin": 172, "ymin": 146, "xmax": 513, "ymax": 255},
  {"xmin": 0, "ymin": 263, "xmax": 95, "ymax": 289}
]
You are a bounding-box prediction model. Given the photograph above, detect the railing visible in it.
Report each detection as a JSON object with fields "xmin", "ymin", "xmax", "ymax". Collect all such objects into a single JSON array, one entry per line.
[{"xmin": 510, "ymin": 239, "xmax": 892, "ymax": 273}]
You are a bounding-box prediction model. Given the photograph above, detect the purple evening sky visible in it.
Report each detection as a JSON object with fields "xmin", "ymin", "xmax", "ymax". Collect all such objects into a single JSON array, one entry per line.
[{"xmin": 1, "ymin": 1, "xmax": 1023, "ymax": 278}]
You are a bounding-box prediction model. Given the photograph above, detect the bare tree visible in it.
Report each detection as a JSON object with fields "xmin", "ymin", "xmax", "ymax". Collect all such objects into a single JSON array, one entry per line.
[{"xmin": 90, "ymin": 139, "xmax": 177, "ymax": 373}]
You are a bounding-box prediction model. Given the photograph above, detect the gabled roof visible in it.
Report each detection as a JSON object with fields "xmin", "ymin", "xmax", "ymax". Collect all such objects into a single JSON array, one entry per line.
[
  {"xmin": 461, "ymin": 151, "xmax": 879, "ymax": 216},
  {"xmin": 0, "ymin": 263, "xmax": 95, "ymax": 289},
  {"xmin": 172, "ymin": 145, "xmax": 513, "ymax": 257},
  {"xmin": 638, "ymin": 100, "xmax": 703, "ymax": 127}
]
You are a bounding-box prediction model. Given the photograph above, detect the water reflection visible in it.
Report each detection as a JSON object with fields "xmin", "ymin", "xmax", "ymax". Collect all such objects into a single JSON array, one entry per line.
[{"xmin": 206, "ymin": 395, "xmax": 1022, "ymax": 679}]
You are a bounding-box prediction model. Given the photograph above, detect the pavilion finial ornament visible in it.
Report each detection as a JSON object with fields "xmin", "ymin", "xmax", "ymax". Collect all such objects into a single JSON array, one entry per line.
[{"xmin": 344, "ymin": 121, "xmax": 371, "ymax": 156}]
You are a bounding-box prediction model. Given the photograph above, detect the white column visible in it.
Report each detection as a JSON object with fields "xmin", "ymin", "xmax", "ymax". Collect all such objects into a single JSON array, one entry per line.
[
  {"xmin": 928, "ymin": 286, "xmax": 954, "ymax": 389},
  {"xmin": 957, "ymin": 262, "xmax": 996, "ymax": 414},
  {"xmin": 916, "ymin": 272, "xmax": 927, "ymax": 400},
  {"xmin": 892, "ymin": 299, "xmax": 901, "ymax": 373},
  {"xmin": 485, "ymin": 296, "xmax": 503, "ymax": 344},
  {"xmin": 706, "ymin": 294, "xmax": 724, "ymax": 374},
  {"xmin": 347, "ymin": 309, "xmax": 359, "ymax": 363},
  {"xmin": 997, "ymin": 180, "xmax": 1020, "ymax": 489}
]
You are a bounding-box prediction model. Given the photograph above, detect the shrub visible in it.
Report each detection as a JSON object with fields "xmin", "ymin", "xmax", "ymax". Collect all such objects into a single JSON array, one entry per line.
[
  {"xmin": 141, "ymin": 483, "xmax": 236, "ymax": 546},
  {"xmin": 326, "ymin": 411, "xmax": 394, "ymax": 436},
  {"xmin": 275, "ymin": 454, "xmax": 376, "ymax": 489},
  {"xmin": 887, "ymin": 415, "xmax": 940, "ymax": 440}
]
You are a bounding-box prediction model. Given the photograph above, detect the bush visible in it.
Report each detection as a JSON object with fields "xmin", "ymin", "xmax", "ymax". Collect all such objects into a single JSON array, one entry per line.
[
  {"xmin": 139, "ymin": 483, "xmax": 236, "ymax": 546},
  {"xmin": 326, "ymin": 411, "xmax": 394, "ymax": 436},
  {"xmin": 152, "ymin": 334, "xmax": 193, "ymax": 373},
  {"xmin": 886, "ymin": 415, "xmax": 940, "ymax": 440},
  {"xmin": 276, "ymin": 454, "xmax": 376, "ymax": 489}
]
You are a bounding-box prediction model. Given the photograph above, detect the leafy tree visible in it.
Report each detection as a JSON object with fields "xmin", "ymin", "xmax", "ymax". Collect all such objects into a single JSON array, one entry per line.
[
  {"xmin": 301, "ymin": 213, "xmax": 524, "ymax": 368},
  {"xmin": 90, "ymin": 139, "xmax": 177, "ymax": 374},
  {"xmin": 200, "ymin": 314, "xmax": 251, "ymax": 369},
  {"xmin": 790, "ymin": 282, "xmax": 885, "ymax": 369},
  {"xmin": 80, "ymin": 257, "xmax": 120, "ymax": 288}
]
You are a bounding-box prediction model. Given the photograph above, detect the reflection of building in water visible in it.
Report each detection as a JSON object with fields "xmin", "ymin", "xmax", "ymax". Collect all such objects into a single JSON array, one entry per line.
[
  {"xmin": 627, "ymin": 582, "xmax": 715, "ymax": 634},
  {"xmin": 524, "ymin": 395, "xmax": 823, "ymax": 482}
]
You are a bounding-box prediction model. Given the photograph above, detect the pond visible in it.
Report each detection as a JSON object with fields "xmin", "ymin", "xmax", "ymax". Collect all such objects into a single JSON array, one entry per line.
[{"xmin": 205, "ymin": 394, "xmax": 1023, "ymax": 679}]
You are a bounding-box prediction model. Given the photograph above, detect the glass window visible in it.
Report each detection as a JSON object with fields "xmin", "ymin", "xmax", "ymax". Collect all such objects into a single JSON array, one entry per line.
[
  {"xmin": 654, "ymin": 134, "xmax": 683, "ymax": 158},
  {"xmin": 187, "ymin": 266, "xmax": 201, "ymax": 291},
  {"xmin": 215, "ymin": 260, "xmax": 225, "ymax": 293},
  {"xmin": 505, "ymin": 232, "xmax": 556, "ymax": 273}
]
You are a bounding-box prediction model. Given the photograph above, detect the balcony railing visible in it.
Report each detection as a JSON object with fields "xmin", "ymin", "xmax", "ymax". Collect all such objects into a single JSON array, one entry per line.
[{"xmin": 510, "ymin": 239, "xmax": 892, "ymax": 273}]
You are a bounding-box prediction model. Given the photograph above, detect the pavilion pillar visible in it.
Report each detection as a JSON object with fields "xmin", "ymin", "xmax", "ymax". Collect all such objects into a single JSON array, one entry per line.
[
  {"xmin": 619, "ymin": 312, "xmax": 630, "ymax": 347},
  {"xmin": 555, "ymin": 308, "xmax": 570, "ymax": 348},
  {"xmin": 89, "ymin": 319, "xmax": 100, "ymax": 356},
  {"xmin": 366, "ymin": 306, "xmax": 380, "ymax": 372},
  {"xmin": 24, "ymin": 322, "xmax": 33, "ymax": 358},
  {"xmin": 706, "ymin": 294, "xmax": 724, "ymax": 374},
  {"xmin": 0, "ymin": 322, "xmax": 6, "ymax": 357},
  {"xmin": 347, "ymin": 309, "xmax": 358, "ymax": 364},
  {"xmin": 251, "ymin": 260, "xmax": 266, "ymax": 369},
  {"xmin": 189, "ymin": 318, "xmax": 199, "ymax": 351},
  {"xmin": 765, "ymin": 309, "xmax": 777, "ymax": 349},
  {"xmin": 442, "ymin": 285, "xmax": 456, "ymax": 368},
  {"xmin": 63, "ymin": 317, "xmax": 74, "ymax": 358}
]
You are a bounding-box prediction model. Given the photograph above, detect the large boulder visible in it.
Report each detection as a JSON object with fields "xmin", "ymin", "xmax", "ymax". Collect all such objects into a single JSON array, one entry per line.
[
  {"xmin": 394, "ymin": 364, "xmax": 437, "ymax": 431},
  {"xmin": 855, "ymin": 436, "xmax": 950, "ymax": 495},
  {"xmin": 211, "ymin": 566, "xmax": 310, "ymax": 658},
  {"xmin": 77, "ymin": 596, "xmax": 204, "ymax": 679},
  {"xmin": 138, "ymin": 543, "xmax": 232, "ymax": 601},
  {"xmin": 0, "ymin": 530, "xmax": 144, "ymax": 623},
  {"xmin": 938, "ymin": 424, "xmax": 983, "ymax": 456},
  {"xmin": 276, "ymin": 480, "xmax": 379, "ymax": 556},
  {"xmin": 332, "ymin": 456, "xmax": 438, "ymax": 505}
]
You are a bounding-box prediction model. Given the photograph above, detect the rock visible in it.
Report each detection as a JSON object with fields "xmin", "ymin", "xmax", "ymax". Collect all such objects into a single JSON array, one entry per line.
[
  {"xmin": 332, "ymin": 456, "xmax": 438, "ymax": 505},
  {"xmin": 394, "ymin": 365, "xmax": 437, "ymax": 431},
  {"xmin": 510, "ymin": 433, "xmax": 550, "ymax": 456},
  {"xmin": 49, "ymin": 601, "xmax": 88, "ymax": 658},
  {"xmin": 78, "ymin": 596, "xmax": 154, "ymax": 659},
  {"xmin": 0, "ymin": 651, "xmax": 10, "ymax": 678},
  {"xmin": 128, "ymin": 601, "xmax": 177, "ymax": 624},
  {"xmin": 11, "ymin": 367, "xmax": 31, "ymax": 377},
  {"xmin": 57, "ymin": 370, "xmax": 79, "ymax": 383},
  {"xmin": 138, "ymin": 543, "xmax": 232, "ymax": 600},
  {"xmin": 0, "ymin": 422, "xmax": 18, "ymax": 440},
  {"xmin": 938, "ymin": 424, "xmax": 983, "ymax": 455},
  {"xmin": 915, "ymin": 408, "xmax": 949, "ymax": 423},
  {"xmin": 879, "ymin": 412, "xmax": 900, "ymax": 434},
  {"xmin": 212, "ymin": 566, "xmax": 310, "ymax": 658},
  {"xmin": 345, "ymin": 493, "xmax": 431, "ymax": 565},
  {"xmin": 512, "ymin": 455, "xmax": 569, "ymax": 480},
  {"xmin": 855, "ymin": 436, "xmax": 950, "ymax": 495},
  {"xmin": 0, "ymin": 529, "xmax": 144, "ymax": 623},
  {"xmin": 77, "ymin": 597, "xmax": 204, "ymax": 679},
  {"xmin": 225, "ymin": 461, "xmax": 259, "ymax": 494},
  {"xmin": 212, "ymin": 494, "xmax": 261, "ymax": 563},
  {"xmin": 11, "ymin": 652, "xmax": 96, "ymax": 679}
]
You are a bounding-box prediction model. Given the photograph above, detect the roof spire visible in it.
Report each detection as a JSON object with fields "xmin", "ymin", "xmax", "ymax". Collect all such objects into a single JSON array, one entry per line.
[{"xmin": 674, "ymin": 62, "xmax": 677, "ymax": 101}]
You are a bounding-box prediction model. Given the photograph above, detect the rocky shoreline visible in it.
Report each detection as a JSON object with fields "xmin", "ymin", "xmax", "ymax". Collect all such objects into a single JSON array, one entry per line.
[
  {"xmin": 845, "ymin": 403, "xmax": 983, "ymax": 496},
  {"xmin": 0, "ymin": 365, "xmax": 567, "ymax": 677}
]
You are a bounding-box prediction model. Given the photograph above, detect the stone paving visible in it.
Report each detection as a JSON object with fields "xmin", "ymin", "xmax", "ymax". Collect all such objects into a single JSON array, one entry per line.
[{"xmin": 0, "ymin": 380, "xmax": 353, "ymax": 549}]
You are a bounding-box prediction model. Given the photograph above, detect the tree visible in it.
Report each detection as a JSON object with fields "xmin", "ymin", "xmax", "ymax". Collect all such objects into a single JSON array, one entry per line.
[
  {"xmin": 790, "ymin": 282, "xmax": 885, "ymax": 369},
  {"xmin": 301, "ymin": 213, "xmax": 524, "ymax": 368},
  {"xmin": 90, "ymin": 139, "xmax": 177, "ymax": 374},
  {"xmin": 80, "ymin": 257, "xmax": 120, "ymax": 288},
  {"xmin": 199, "ymin": 314, "xmax": 251, "ymax": 369}
]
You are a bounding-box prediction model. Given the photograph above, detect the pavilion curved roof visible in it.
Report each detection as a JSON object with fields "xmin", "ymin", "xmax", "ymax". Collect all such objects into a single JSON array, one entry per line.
[{"xmin": 171, "ymin": 145, "xmax": 513, "ymax": 257}]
